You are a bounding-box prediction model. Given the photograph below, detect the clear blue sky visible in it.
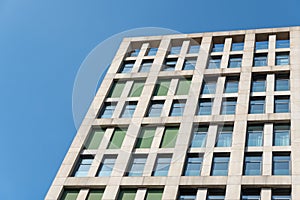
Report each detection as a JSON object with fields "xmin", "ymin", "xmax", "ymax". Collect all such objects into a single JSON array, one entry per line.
[{"xmin": 0, "ymin": 0, "xmax": 299, "ymax": 199}]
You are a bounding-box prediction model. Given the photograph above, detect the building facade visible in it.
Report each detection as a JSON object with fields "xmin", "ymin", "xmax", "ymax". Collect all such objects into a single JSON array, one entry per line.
[{"xmin": 46, "ymin": 26, "xmax": 300, "ymax": 200}]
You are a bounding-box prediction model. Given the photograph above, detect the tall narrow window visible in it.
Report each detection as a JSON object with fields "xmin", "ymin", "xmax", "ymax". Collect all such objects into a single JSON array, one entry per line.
[
  {"xmin": 170, "ymin": 101, "xmax": 186, "ymax": 116},
  {"xmin": 183, "ymin": 154, "xmax": 203, "ymax": 176},
  {"xmin": 152, "ymin": 155, "xmax": 172, "ymax": 176},
  {"xmin": 85, "ymin": 129, "xmax": 105, "ymax": 150},
  {"xmin": 201, "ymin": 80, "xmax": 217, "ymax": 94},
  {"xmin": 275, "ymin": 52, "xmax": 289, "ymax": 65},
  {"xmin": 272, "ymin": 153, "xmax": 290, "ymax": 175},
  {"xmin": 72, "ymin": 156, "xmax": 94, "ymax": 177},
  {"xmin": 274, "ymin": 96, "xmax": 290, "ymax": 113},
  {"xmin": 190, "ymin": 126, "xmax": 208, "ymax": 148},
  {"xmin": 275, "ymin": 74, "xmax": 289, "ymax": 91},
  {"xmin": 153, "ymin": 80, "xmax": 170, "ymax": 96},
  {"xmin": 99, "ymin": 102, "xmax": 117, "ymax": 118},
  {"xmin": 120, "ymin": 102, "xmax": 137, "ymax": 118},
  {"xmin": 139, "ymin": 60, "xmax": 153, "ymax": 72},
  {"xmin": 207, "ymin": 56, "xmax": 221, "ymax": 69},
  {"xmin": 253, "ymin": 54, "xmax": 268, "ymax": 67},
  {"xmin": 228, "ymin": 55, "xmax": 242, "ymax": 68},
  {"xmin": 120, "ymin": 61, "xmax": 135, "ymax": 73},
  {"xmin": 246, "ymin": 125, "xmax": 263, "ymax": 147},
  {"xmin": 273, "ymin": 124, "xmax": 290, "ymax": 146},
  {"xmin": 198, "ymin": 99, "xmax": 213, "ymax": 115},
  {"xmin": 252, "ymin": 75, "xmax": 266, "ymax": 92},
  {"xmin": 249, "ymin": 98, "xmax": 265, "ymax": 114},
  {"xmin": 129, "ymin": 81, "xmax": 144, "ymax": 97},
  {"xmin": 176, "ymin": 78, "xmax": 192, "ymax": 95},
  {"xmin": 162, "ymin": 58, "xmax": 177, "ymax": 71},
  {"xmin": 211, "ymin": 154, "xmax": 230, "ymax": 176},
  {"xmin": 145, "ymin": 189, "xmax": 163, "ymax": 200},
  {"xmin": 126, "ymin": 155, "xmax": 147, "ymax": 176},
  {"xmin": 135, "ymin": 127, "xmax": 155, "ymax": 148},
  {"xmin": 147, "ymin": 101, "xmax": 164, "ymax": 117},
  {"xmin": 183, "ymin": 58, "xmax": 196, "ymax": 70},
  {"xmin": 160, "ymin": 127, "xmax": 179, "ymax": 148},
  {"xmin": 216, "ymin": 126, "xmax": 233, "ymax": 147},
  {"xmin": 221, "ymin": 98, "xmax": 237, "ymax": 115},
  {"xmin": 108, "ymin": 81, "xmax": 125, "ymax": 98},
  {"xmin": 244, "ymin": 153, "xmax": 262, "ymax": 175},
  {"xmin": 117, "ymin": 189, "xmax": 137, "ymax": 200},
  {"xmin": 98, "ymin": 155, "xmax": 117, "ymax": 177},
  {"xmin": 87, "ymin": 189, "xmax": 104, "ymax": 200},
  {"xmin": 107, "ymin": 128, "xmax": 126, "ymax": 149},
  {"xmin": 224, "ymin": 77, "xmax": 239, "ymax": 93}
]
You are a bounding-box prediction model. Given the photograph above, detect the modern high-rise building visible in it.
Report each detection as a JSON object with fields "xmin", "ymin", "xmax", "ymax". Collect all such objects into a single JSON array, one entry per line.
[{"xmin": 46, "ymin": 26, "xmax": 300, "ymax": 200}]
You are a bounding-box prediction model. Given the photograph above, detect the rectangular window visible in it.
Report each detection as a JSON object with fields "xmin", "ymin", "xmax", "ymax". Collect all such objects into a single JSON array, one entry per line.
[
  {"xmin": 216, "ymin": 126, "xmax": 233, "ymax": 147},
  {"xmin": 211, "ymin": 154, "xmax": 230, "ymax": 176},
  {"xmin": 162, "ymin": 58, "xmax": 177, "ymax": 71},
  {"xmin": 252, "ymin": 75, "xmax": 266, "ymax": 92},
  {"xmin": 169, "ymin": 45, "xmax": 181, "ymax": 55},
  {"xmin": 152, "ymin": 154, "xmax": 172, "ymax": 176},
  {"xmin": 275, "ymin": 74, "xmax": 289, "ymax": 91},
  {"xmin": 228, "ymin": 55, "xmax": 242, "ymax": 68},
  {"xmin": 178, "ymin": 189, "xmax": 197, "ymax": 200},
  {"xmin": 170, "ymin": 101, "xmax": 186, "ymax": 116},
  {"xmin": 246, "ymin": 125, "xmax": 263, "ymax": 147},
  {"xmin": 145, "ymin": 189, "xmax": 163, "ymax": 200},
  {"xmin": 129, "ymin": 81, "xmax": 144, "ymax": 97},
  {"xmin": 98, "ymin": 155, "xmax": 117, "ymax": 177},
  {"xmin": 207, "ymin": 56, "xmax": 221, "ymax": 69},
  {"xmin": 85, "ymin": 129, "xmax": 105, "ymax": 150},
  {"xmin": 244, "ymin": 153, "xmax": 262, "ymax": 175},
  {"xmin": 273, "ymin": 124, "xmax": 290, "ymax": 146},
  {"xmin": 154, "ymin": 80, "xmax": 170, "ymax": 96},
  {"xmin": 190, "ymin": 126, "xmax": 208, "ymax": 148},
  {"xmin": 135, "ymin": 127, "xmax": 155, "ymax": 148},
  {"xmin": 60, "ymin": 190, "xmax": 79, "ymax": 200},
  {"xmin": 176, "ymin": 78, "xmax": 192, "ymax": 95},
  {"xmin": 139, "ymin": 60, "xmax": 153, "ymax": 72},
  {"xmin": 224, "ymin": 77, "xmax": 239, "ymax": 93},
  {"xmin": 201, "ymin": 80, "xmax": 217, "ymax": 94},
  {"xmin": 126, "ymin": 155, "xmax": 147, "ymax": 176},
  {"xmin": 183, "ymin": 154, "xmax": 203, "ymax": 176},
  {"xmin": 249, "ymin": 98, "xmax": 265, "ymax": 114},
  {"xmin": 121, "ymin": 102, "xmax": 137, "ymax": 118},
  {"xmin": 117, "ymin": 189, "xmax": 136, "ymax": 200},
  {"xmin": 147, "ymin": 101, "xmax": 164, "ymax": 117},
  {"xmin": 183, "ymin": 58, "xmax": 196, "ymax": 70},
  {"xmin": 160, "ymin": 127, "xmax": 179, "ymax": 148},
  {"xmin": 188, "ymin": 45, "xmax": 200, "ymax": 54},
  {"xmin": 129, "ymin": 49, "xmax": 140, "ymax": 57},
  {"xmin": 99, "ymin": 102, "xmax": 117, "ymax": 118},
  {"xmin": 255, "ymin": 41, "xmax": 268, "ymax": 50},
  {"xmin": 272, "ymin": 153, "xmax": 290, "ymax": 175},
  {"xmin": 274, "ymin": 96, "xmax": 290, "ymax": 113},
  {"xmin": 87, "ymin": 189, "xmax": 104, "ymax": 200},
  {"xmin": 108, "ymin": 81, "xmax": 125, "ymax": 98},
  {"xmin": 73, "ymin": 156, "xmax": 94, "ymax": 177},
  {"xmin": 241, "ymin": 189, "xmax": 261, "ymax": 200},
  {"xmin": 221, "ymin": 98, "xmax": 237, "ymax": 115},
  {"xmin": 120, "ymin": 61, "xmax": 135, "ymax": 73},
  {"xmin": 253, "ymin": 54, "xmax": 268, "ymax": 67},
  {"xmin": 146, "ymin": 47, "xmax": 158, "ymax": 56},
  {"xmin": 275, "ymin": 52, "xmax": 289, "ymax": 65},
  {"xmin": 231, "ymin": 42, "xmax": 244, "ymax": 51},
  {"xmin": 207, "ymin": 189, "xmax": 226, "ymax": 200},
  {"xmin": 212, "ymin": 43, "xmax": 224, "ymax": 52},
  {"xmin": 276, "ymin": 39, "xmax": 290, "ymax": 49},
  {"xmin": 107, "ymin": 128, "xmax": 126, "ymax": 149},
  {"xmin": 272, "ymin": 188, "xmax": 291, "ymax": 200},
  {"xmin": 198, "ymin": 99, "xmax": 213, "ymax": 115}
]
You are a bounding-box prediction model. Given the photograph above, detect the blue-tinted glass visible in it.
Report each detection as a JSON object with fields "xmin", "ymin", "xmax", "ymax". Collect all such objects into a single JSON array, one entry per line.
[
  {"xmin": 183, "ymin": 59, "xmax": 196, "ymax": 70},
  {"xmin": 147, "ymin": 48, "xmax": 158, "ymax": 56},
  {"xmin": 121, "ymin": 62, "xmax": 134, "ymax": 73},
  {"xmin": 225, "ymin": 81, "xmax": 239, "ymax": 93},
  {"xmin": 212, "ymin": 43, "xmax": 224, "ymax": 52},
  {"xmin": 247, "ymin": 126, "xmax": 263, "ymax": 147},
  {"xmin": 249, "ymin": 99, "xmax": 265, "ymax": 114},
  {"xmin": 127, "ymin": 157, "xmax": 147, "ymax": 176},
  {"xmin": 98, "ymin": 157, "xmax": 116, "ymax": 177},
  {"xmin": 198, "ymin": 100, "xmax": 212, "ymax": 115},
  {"xmin": 216, "ymin": 131, "xmax": 232, "ymax": 147},
  {"xmin": 275, "ymin": 78, "xmax": 289, "ymax": 91},
  {"xmin": 242, "ymin": 195, "xmax": 260, "ymax": 200},
  {"xmin": 202, "ymin": 82, "xmax": 216, "ymax": 94},
  {"xmin": 170, "ymin": 102, "xmax": 185, "ymax": 116},
  {"xmin": 139, "ymin": 61, "xmax": 153, "ymax": 72},
  {"xmin": 207, "ymin": 195, "xmax": 225, "ymax": 200},
  {"xmin": 276, "ymin": 40, "xmax": 290, "ymax": 48},
  {"xmin": 184, "ymin": 156, "xmax": 203, "ymax": 176},
  {"xmin": 179, "ymin": 194, "xmax": 196, "ymax": 200},
  {"xmin": 74, "ymin": 158, "xmax": 93, "ymax": 177},
  {"xmin": 275, "ymin": 98, "xmax": 290, "ymax": 113},
  {"xmin": 100, "ymin": 103, "xmax": 116, "ymax": 118},
  {"xmin": 255, "ymin": 41, "xmax": 268, "ymax": 50},
  {"xmin": 208, "ymin": 57, "xmax": 221, "ymax": 69},
  {"xmin": 228, "ymin": 57, "xmax": 242, "ymax": 68},
  {"xmin": 130, "ymin": 49, "xmax": 140, "ymax": 57},
  {"xmin": 231, "ymin": 42, "xmax": 244, "ymax": 51},
  {"xmin": 272, "ymin": 195, "xmax": 291, "ymax": 200},
  {"xmin": 170, "ymin": 46, "xmax": 181, "ymax": 55},
  {"xmin": 121, "ymin": 102, "xmax": 137, "ymax": 118},
  {"xmin": 244, "ymin": 155, "xmax": 262, "ymax": 175},
  {"xmin": 252, "ymin": 79, "xmax": 266, "ymax": 92},
  {"xmin": 254, "ymin": 55, "xmax": 267, "ymax": 66},
  {"xmin": 188, "ymin": 45, "xmax": 200, "ymax": 54},
  {"xmin": 163, "ymin": 59, "xmax": 177, "ymax": 71},
  {"xmin": 273, "ymin": 155, "xmax": 290, "ymax": 175},
  {"xmin": 276, "ymin": 53, "xmax": 289, "ymax": 65},
  {"xmin": 221, "ymin": 100, "xmax": 236, "ymax": 115},
  {"xmin": 147, "ymin": 101, "xmax": 164, "ymax": 117},
  {"xmin": 153, "ymin": 156, "xmax": 172, "ymax": 176},
  {"xmin": 191, "ymin": 127, "xmax": 207, "ymax": 148},
  {"xmin": 211, "ymin": 156, "xmax": 229, "ymax": 176},
  {"xmin": 274, "ymin": 125, "xmax": 290, "ymax": 146}
]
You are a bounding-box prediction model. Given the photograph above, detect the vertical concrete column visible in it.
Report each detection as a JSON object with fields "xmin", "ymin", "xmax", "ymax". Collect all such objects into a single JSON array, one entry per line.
[
  {"xmin": 162, "ymin": 185, "xmax": 178, "ymax": 200},
  {"xmin": 77, "ymin": 189, "xmax": 89, "ymax": 200},
  {"xmin": 260, "ymin": 188, "xmax": 271, "ymax": 200},
  {"xmin": 221, "ymin": 38, "xmax": 232, "ymax": 69},
  {"xmin": 211, "ymin": 76, "xmax": 225, "ymax": 115},
  {"xmin": 135, "ymin": 188, "xmax": 147, "ymax": 200},
  {"xmin": 262, "ymin": 123, "xmax": 273, "ymax": 175},
  {"xmin": 175, "ymin": 40, "xmax": 190, "ymax": 70},
  {"xmin": 268, "ymin": 35, "xmax": 276, "ymax": 67},
  {"xmin": 265, "ymin": 74, "xmax": 275, "ymax": 114},
  {"xmin": 196, "ymin": 188, "xmax": 207, "ymax": 200},
  {"xmin": 132, "ymin": 43, "xmax": 150, "ymax": 73},
  {"xmin": 102, "ymin": 185, "xmax": 119, "ymax": 200}
]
